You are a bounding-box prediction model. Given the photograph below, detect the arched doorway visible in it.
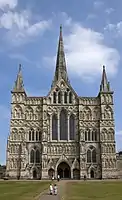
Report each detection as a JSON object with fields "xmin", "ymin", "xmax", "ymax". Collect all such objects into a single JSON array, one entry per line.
[
  {"xmin": 73, "ymin": 169, "xmax": 80, "ymax": 179},
  {"xmin": 33, "ymin": 169, "xmax": 37, "ymax": 179},
  {"xmin": 90, "ymin": 169, "xmax": 95, "ymax": 178},
  {"xmin": 48, "ymin": 168, "xmax": 55, "ymax": 179},
  {"xmin": 57, "ymin": 162, "xmax": 71, "ymax": 179}
]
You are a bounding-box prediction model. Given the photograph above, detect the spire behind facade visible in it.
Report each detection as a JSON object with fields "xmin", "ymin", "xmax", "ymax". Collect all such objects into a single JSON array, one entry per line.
[
  {"xmin": 100, "ymin": 65, "xmax": 110, "ymax": 92},
  {"xmin": 12, "ymin": 64, "xmax": 25, "ymax": 92},
  {"xmin": 52, "ymin": 25, "xmax": 69, "ymax": 87}
]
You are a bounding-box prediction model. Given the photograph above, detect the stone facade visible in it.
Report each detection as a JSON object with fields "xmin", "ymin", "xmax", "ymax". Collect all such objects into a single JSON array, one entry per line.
[{"xmin": 6, "ymin": 26, "xmax": 117, "ymax": 179}]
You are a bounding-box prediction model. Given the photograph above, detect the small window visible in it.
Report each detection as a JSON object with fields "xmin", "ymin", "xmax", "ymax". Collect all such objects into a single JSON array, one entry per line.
[
  {"xmin": 69, "ymin": 92, "xmax": 72, "ymax": 103},
  {"xmin": 88, "ymin": 130, "xmax": 90, "ymax": 141},
  {"xmin": 64, "ymin": 92, "xmax": 67, "ymax": 103},
  {"xmin": 58, "ymin": 91, "xmax": 61, "ymax": 103},
  {"xmin": 32, "ymin": 130, "xmax": 34, "ymax": 141},
  {"xmin": 53, "ymin": 92, "xmax": 56, "ymax": 103},
  {"xmin": 39, "ymin": 131, "xmax": 41, "ymax": 141},
  {"xmin": 29, "ymin": 131, "xmax": 31, "ymax": 141},
  {"xmin": 36, "ymin": 131, "xmax": 38, "ymax": 141}
]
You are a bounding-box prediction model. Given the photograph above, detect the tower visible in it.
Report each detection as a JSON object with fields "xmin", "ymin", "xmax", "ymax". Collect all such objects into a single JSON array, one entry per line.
[
  {"xmin": 99, "ymin": 66, "xmax": 117, "ymax": 178},
  {"xmin": 6, "ymin": 65, "xmax": 27, "ymax": 178}
]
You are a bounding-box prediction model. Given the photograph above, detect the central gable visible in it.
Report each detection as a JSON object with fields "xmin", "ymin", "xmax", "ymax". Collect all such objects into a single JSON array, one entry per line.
[{"xmin": 47, "ymin": 78, "xmax": 78, "ymax": 105}]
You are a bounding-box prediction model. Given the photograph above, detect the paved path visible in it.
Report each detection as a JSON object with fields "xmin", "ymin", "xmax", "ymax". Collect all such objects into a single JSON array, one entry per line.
[{"xmin": 39, "ymin": 180, "xmax": 66, "ymax": 200}]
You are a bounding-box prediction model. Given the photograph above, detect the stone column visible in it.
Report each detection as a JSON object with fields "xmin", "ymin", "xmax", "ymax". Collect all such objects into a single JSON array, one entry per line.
[
  {"xmin": 58, "ymin": 112, "xmax": 60, "ymax": 141},
  {"xmin": 68, "ymin": 115, "xmax": 70, "ymax": 141},
  {"xmin": 50, "ymin": 115, "xmax": 52, "ymax": 141}
]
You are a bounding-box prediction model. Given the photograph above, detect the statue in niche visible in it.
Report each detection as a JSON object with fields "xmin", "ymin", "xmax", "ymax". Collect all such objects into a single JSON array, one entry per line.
[
  {"xmin": 43, "ymin": 111, "xmax": 47, "ymax": 120},
  {"xmin": 80, "ymin": 130, "xmax": 84, "ymax": 140}
]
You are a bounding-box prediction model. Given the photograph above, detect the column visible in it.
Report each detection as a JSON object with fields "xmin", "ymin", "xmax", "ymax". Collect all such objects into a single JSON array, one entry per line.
[
  {"xmin": 58, "ymin": 112, "xmax": 60, "ymax": 141},
  {"xmin": 68, "ymin": 115, "xmax": 70, "ymax": 141},
  {"xmin": 50, "ymin": 115, "xmax": 52, "ymax": 141}
]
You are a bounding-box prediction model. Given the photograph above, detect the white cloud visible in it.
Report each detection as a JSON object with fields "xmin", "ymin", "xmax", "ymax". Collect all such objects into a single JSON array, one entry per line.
[
  {"xmin": 104, "ymin": 21, "xmax": 122, "ymax": 38},
  {"xmin": 64, "ymin": 23, "xmax": 119, "ymax": 80},
  {"xmin": 105, "ymin": 8, "xmax": 114, "ymax": 15},
  {"xmin": 0, "ymin": 10, "xmax": 51, "ymax": 46},
  {"xmin": 45, "ymin": 14, "xmax": 120, "ymax": 81},
  {"xmin": 0, "ymin": 0, "xmax": 17, "ymax": 10},
  {"xmin": 93, "ymin": 0, "xmax": 104, "ymax": 9}
]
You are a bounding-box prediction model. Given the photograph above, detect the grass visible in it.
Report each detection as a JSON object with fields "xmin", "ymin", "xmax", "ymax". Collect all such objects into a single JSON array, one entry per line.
[
  {"xmin": 65, "ymin": 181, "xmax": 122, "ymax": 200},
  {"xmin": 0, "ymin": 180, "xmax": 50, "ymax": 200}
]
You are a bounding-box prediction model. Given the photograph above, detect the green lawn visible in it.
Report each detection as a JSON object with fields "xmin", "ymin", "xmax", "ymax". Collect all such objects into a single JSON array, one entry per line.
[
  {"xmin": 65, "ymin": 181, "xmax": 122, "ymax": 200},
  {"xmin": 0, "ymin": 181, "xmax": 50, "ymax": 200}
]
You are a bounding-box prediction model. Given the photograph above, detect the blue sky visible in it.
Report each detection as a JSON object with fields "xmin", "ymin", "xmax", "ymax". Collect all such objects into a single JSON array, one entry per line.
[{"xmin": 0, "ymin": 0, "xmax": 122, "ymax": 164}]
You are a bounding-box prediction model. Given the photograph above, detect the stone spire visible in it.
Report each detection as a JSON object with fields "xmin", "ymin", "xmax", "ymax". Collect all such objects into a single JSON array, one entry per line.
[
  {"xmin": 12, "ymin": 64, "xmax": 25, "ymax": 92},
  {"xmin": 100, "ymin": 65, "xmax": 110, "ymax": 92},
  {"xmin": 51, "ymin": 25, "xmax": 70, "ymax": 87}
]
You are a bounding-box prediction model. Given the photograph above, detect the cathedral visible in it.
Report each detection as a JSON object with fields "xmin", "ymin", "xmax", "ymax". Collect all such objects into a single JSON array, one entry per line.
[{"xmin": 6, "ymin": 26, "xmax": 117, "ymax": 180}]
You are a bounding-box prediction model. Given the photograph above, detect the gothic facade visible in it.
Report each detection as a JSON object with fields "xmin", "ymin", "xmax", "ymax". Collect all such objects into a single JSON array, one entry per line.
[{"xmin": 6, "ymin": 26, "xmax": 117, "ymax": 179}]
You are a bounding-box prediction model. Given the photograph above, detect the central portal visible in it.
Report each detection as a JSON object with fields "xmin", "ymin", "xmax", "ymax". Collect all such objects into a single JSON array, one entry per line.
[{"xmin": 57, "ymin": 162, "xmax": 71, "ymax": 179}]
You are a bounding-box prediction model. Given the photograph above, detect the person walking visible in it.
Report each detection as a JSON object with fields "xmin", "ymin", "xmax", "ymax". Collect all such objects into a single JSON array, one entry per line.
[
  {"xmin": 49, "ymin": 184, "xmax": 53, "ymax": 195},
  {"xmin": 57, "ymin": 174, "xmax": 60, "ymax": 182},
  {"xmin": 53, "ymin": 184, "xmax": 58, "ymax": 195}
]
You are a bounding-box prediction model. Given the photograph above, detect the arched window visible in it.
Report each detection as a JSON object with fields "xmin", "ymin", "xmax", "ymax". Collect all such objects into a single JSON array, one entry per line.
[
  {"xmin": 29, "ymin": 131, "xmax": 31, "ymax": 141},
  {"xmin": 53, "ymin": 92, "xmax": 56, "ymax": 103},
  {"xmin": 88, "ymin": 130, "xmax": 90, "ymax": 141},
  {"xmin": 92, "ymin": 131, "xmax": 94, "ymax": 141},
  {"xmin": 64, "ymin": 92, "xmax": 67, "ymax": 103},
  {"xmin": 87, "ymin": 146, "xmax": 97, "ymax": 163},
  {"xmin": 69, "ymin": 92, "xmax": 72, "ymax": 103},
  {"xmin": 69, "ymin": 114, "xmax": 75, "ymax": 140},
  {"xmin": 36, "ymin": 131, "xmax": 38, "ymax": 141},
  {"xmin": 39, "ymin": 131, "xmax": 41, "ymax": 141},
  {"xmin": 60, "ymin": 109, "xmax": 68, "ymax": 140},
  {"xmin": 92, "ymin": 149, "xmax": 96, "ymax": 163},
  {"xmin": 35, "ymin": 150, "xmax": 40, "ymax": 163},
  {"xmin": 94, "ymin": 131, "xmax": 97, "ymax": 141},
  {"xmin": 52, "ymin": 114, "xmax": 58, "ymax": 140},
  {"xmin": 30, "ymin": 149, "xmax": 34, "ymax": 163},
  {"xmin": 58, "ymin": 91, "xmax": 61, "ymax": 103},
  {"xmin": 32, "ymin": 130, "xmax": 34, "ymax": 141},
  {"xmin": 87, "ymin": 149, "xmax": 91, "ymax": 163}
]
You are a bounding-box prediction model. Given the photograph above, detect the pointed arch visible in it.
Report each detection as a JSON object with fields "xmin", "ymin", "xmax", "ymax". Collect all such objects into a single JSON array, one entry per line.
[
  {"xmin": 29, "ymin": 130, "xmax": 31, "ymax": 141},
  {"xmin": 58, "ymin": 91, "xmax": 61, "ymax": 103},
  {"xmin": 35, "ymin": 149, "xmax": 40, "ymax": 163},
  {"xmin": 69, "ymin": 114, "xmax": 75, "ymax": 140},
  {"xmin": 60, "ymin": 109, "xmax": 68, "ymax": 140},
  {"xmin": 32, "ymin": 129, "xmax": 34, "ymax": 141},
  {"xmin": 87, "ymin": 146, "xmax": 96, "ymax": 163},
  {"xmin": 30, "ymin": 149, "xmax": 34, "ymax": 163},
  {"xmin": 14, "ymin": 105, "xmax": 23, "ymax": 118},
  {"xmin": 88, "ymin": 129, "xmax": 90, "ymax": 141},
  {"xmin": 92, "ymin": 148, "xmax": 96, "ymax": 163},
  {"xmin": 69, "ymin": 91, "xmax": 72, "ymax": 103},
  {"xmin": 64, "ymin": 91, "xmax": 67, "ymax": 103},
  {"xmin": 52, "ymin": 114, "xmax": 58, "ymax": 140},
  {"xmin": 53, "ymin": 91, "xmax": 56, "ymax": 103},
  {"xmin": 87, "ymin": 149, "xmax": 91, "ymax": 163},
  {"xmin": 85, "ymin": 131, "xmax": 87, "ymax": 141}
]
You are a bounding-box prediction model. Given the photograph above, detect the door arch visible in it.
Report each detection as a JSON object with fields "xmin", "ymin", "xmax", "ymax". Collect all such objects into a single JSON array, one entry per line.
[
  {"xmin": 48, "ymin": 168, "xmax": 55, "ymax": 179},
  {"xmin": 90, "ymin": 169, "xmax": 95, "ymax": 178},
  {"xmin": 33, "ymin": 169, "xmax": 37, "ymax": 179},
  {"xmin": 73, "ymin": 169, "xmax": 80, "ymax": 179},
  {"xmin": 57, "ymin": 162, "xmax": 71, "ymax": 179}
]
